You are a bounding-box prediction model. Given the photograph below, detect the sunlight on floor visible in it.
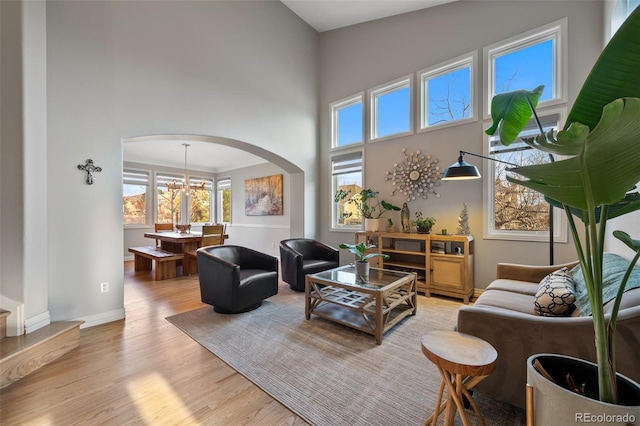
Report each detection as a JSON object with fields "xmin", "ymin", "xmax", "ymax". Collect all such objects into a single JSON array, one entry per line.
[{"xmin": 126, "ymin": 372, "xmax": 196, "ymax": 424}]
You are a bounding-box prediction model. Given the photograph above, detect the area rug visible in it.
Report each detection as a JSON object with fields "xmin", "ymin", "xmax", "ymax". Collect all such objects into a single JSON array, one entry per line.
[{"xmin": 166, "ymin": 285, "xmax": 526, "ymax": 426}]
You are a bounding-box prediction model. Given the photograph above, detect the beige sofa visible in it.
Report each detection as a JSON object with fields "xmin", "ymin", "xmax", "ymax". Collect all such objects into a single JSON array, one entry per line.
[{"xmin": 457, "ymin": 261, "xmax": 640, "ymax": 409}]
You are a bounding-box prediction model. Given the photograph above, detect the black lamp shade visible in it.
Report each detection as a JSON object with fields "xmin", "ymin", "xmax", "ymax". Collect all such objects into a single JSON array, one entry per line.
[{"xmin": 441, "ymin": 159, "xmax": 481, "ymax": 180}]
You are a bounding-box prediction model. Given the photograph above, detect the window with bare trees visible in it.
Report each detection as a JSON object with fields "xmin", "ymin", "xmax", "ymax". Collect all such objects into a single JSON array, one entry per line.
[
  {"xmin": 484, "ymin": 112, "xmax": 566, "ymax": 241},
  {"xmin": 419, "ymin": 52, "xmax": 476, "ymax": 130}
]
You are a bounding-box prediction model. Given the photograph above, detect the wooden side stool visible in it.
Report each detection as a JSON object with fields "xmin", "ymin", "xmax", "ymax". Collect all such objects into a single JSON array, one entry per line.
[{"xmin": 421, "ymin": 330, "xmax": 498, "ymax": 426}]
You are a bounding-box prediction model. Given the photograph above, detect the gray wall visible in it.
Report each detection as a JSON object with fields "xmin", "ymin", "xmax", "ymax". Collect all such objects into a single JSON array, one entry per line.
[
  {"xmin": 4, "ymin": 0, "xmax": 318, "ymax": 329},
  {"xmin": 318, "ymin": 0, "xmax": 605, "ymax": 289}
]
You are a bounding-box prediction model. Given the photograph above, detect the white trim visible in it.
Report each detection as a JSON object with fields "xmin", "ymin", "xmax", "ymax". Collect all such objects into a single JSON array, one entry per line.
[
  {"xmin": 483, "ymin": 18, "xmax": 568, "ymax": 119},
  {"xmin": 418, "ymin": 51, "xmax": 477, "ymax": 132},
  {"xmin": 330, "ymin": 92, "xmax": 365, "ymax": 150},
  {"xmin": 229, "ymin": 223, "xmax": 290, "ymax": 230},
  {"xmin": 24, "ymin": 311, "xmax": 51, "ymax": 334},
  {"xmin": 368, "ymin": 74, "xmax": 413, "ymax": 142},
  {"xmin": 77, "ymin": 308, "xmax": 126, "ymax": 329}
]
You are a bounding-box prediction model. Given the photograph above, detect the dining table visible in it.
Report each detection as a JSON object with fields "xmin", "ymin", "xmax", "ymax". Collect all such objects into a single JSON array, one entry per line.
[{"xmin": 143, "ymin": 231, "xmax": 228, "ymax": 256}]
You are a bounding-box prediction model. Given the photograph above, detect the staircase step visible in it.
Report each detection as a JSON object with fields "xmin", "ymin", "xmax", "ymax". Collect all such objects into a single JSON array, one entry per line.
[
  {"xmin": 0, "ymin": 321, "xmax": 83, "ymax": 389},
  {"xmin": 0, "ymin": 309, "xmax": 9, "ymax": 340}
]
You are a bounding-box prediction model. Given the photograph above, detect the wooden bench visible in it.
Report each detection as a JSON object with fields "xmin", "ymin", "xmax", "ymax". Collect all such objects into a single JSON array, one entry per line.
[{"xmin": 128, "ymin": 246, "xmax": 184, "ymax": 281}]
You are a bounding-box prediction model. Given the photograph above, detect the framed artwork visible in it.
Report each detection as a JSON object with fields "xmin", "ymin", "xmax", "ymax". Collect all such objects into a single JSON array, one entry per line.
[{"xmin": 244, "ymin": 174, "xmax": 283, "ymax": 216}]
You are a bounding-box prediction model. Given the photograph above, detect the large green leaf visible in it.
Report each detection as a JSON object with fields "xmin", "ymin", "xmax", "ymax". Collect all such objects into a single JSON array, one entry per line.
[
  {"xmin": 548, "ymin": 191, "xmax": 640, "ymax": 223},
  {"xmin": 507, "ymin": 98, "xmax": 640, "ymax": 210},
  {"xmin": 485, "ymin": 85, "xmax": 544, "ymax": 145},
  {"xmin": 565, "ymin": 7, "xmax": 640, "ymax": 132}
]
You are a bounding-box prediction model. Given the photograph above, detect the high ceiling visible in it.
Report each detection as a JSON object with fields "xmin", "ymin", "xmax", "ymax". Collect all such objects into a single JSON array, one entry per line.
[
  {"xmin": 124, "ymin": 1, "xmax": 457, "ymax": 172},
  {"xmin": 280, "ymin": 0, "xmax": 457, "ymax": 32}
]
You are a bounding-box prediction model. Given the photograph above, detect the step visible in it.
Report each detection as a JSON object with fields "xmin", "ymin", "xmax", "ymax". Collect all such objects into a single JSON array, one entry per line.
[
  {"xmin": 0, "ymin": 309, "xmax": 9, "ymax": 340},
  {"xmin": 0, "ymin": 320, "xmax": 83, "ymax": 389}
]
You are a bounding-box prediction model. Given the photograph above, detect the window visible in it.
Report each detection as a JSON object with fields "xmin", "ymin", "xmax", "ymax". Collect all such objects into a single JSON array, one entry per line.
[
  {"xmin": 370, "ymin": 76, "xmax": 412, "ymax": 141},
  {"xmin": 156, "ymin": 173, "xmax": 183, "ymax": 224},
  {"xmin": 188, "ymin": 177, "xmax": 213, "ymax": 224},
  {"xmin": 331, "ymin": 151, "xmax": 363, "ymax": 230},
  {"xmin": 331, "ymin": 94, "xmax": 363, "ymax": 149},
  {"xmin": 217, "ymin": 177, "xmax": 231, "ymax": 223},
  {"xmin": 123, "ymin": 169, "xmax": 149, "ymax": 225},
  {"xmin": 484, "ymin": 112, "xmax": 566, "ymax": 242},
  {"xmin": 419, "ymin": 53, "xmax": 476, "ymax": 130},
  {"xmin": 485, "ymin": 19, "xmax": 566, "ymax": 114}
]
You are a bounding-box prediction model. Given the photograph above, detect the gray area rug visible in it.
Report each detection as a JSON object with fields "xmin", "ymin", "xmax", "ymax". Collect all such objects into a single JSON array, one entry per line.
[{"xmin": 166, "ymin": 284, "xmax": 525, "ymax": 426}]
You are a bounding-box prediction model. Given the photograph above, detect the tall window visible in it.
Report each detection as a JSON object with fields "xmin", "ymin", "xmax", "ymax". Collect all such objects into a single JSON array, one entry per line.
[
  {"xmin": 217, "ymin": 177, "xmax": 231, "ymax": 223},
  {"xmin": 485, "ymin": 19, "xmax": 566, "ymax": 113},
  {"xmin": 370, "ymin": 76, "xmax": 412, "ymax": 141},
  {"xmin": 189, "ymin": 177, "xmax": 213, "ymax": 223},
  {"xmin": 156, "ymin": 173, "xmax": 182, "ymax": 224},
  {"xmin": 331, "ymin": 93, "xmax": 364, "ymax": 149},
  {"xmin": 123, "ymin": 169, "xmax": 149, "ymax": 225},
  {"xmin": 332, "ymin": 151, "xmax": 363, "ymax": 230},
  {"xmin": 419, "ymin": 53, "xmax": 475, "ymax": 130},
  {"xmin": 485, "ymin": 112, "xmax": 565, "ymax": 241}
]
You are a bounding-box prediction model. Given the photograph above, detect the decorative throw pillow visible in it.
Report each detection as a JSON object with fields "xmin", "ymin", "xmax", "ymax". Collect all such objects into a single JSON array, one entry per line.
[
  {"xmin": 571, "ymin": 253, "xmax": 640, "ymax": 316},
  {"xmin": 534, "ymin": 267, "xmax": 576, "ymax": 316}
]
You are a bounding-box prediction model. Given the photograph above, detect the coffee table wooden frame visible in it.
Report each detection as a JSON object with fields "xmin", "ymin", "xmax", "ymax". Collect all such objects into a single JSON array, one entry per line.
[{"xmin": 305, "ymin": 265, "xmax": 417, "ymax": 344}]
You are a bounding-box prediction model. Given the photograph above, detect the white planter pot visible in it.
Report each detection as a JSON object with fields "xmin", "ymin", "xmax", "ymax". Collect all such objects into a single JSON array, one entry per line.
[
  {"xmin": 355, "ymin": 261, "xmax": 369, "ymax": 279},
  {"xmin": 364, "ymin": 218, "xmax": 381, "ymax": 232},
  {"xmin": 527, "ymin": 354, "xmax": 640, "ymax": 426}
]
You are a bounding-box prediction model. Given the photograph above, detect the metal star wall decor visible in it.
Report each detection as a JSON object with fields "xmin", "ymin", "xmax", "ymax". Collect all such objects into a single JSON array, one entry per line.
[{"xmin": 385, "ymin": 148, "xmax": 442, "ymax": 202}]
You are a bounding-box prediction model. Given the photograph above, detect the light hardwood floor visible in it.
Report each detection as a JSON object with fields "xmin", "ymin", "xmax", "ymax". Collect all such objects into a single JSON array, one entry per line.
[{"xmin": 0, "ymin": 262, "xmax": 307, "ymax": 425}]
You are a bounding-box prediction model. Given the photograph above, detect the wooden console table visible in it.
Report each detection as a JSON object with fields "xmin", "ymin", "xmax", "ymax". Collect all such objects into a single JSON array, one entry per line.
[{"xmin": 355, "ymin": 231, "xmax": 474, "ymax": 303}]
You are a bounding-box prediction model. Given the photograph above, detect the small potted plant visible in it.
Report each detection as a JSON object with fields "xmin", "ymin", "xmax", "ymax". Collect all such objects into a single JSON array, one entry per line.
[
  {"xmin": 334, "ymin": 189, "xmax": 401, "ymax": 231},
  {"xmin": 387, "ymin": 218, "xmax": 396, "ymax": 233},
  {"xmin": 411, "ymin": 212, "xmax": 436, "ymax": 234},
  {"xmin": 339, "ymin": 242, "xmax": 389, "ymax": 279}
]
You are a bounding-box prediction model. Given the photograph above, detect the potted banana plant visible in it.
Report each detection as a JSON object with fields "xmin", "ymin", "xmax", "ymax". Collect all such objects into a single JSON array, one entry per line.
[{"xmin": 485, "ymin": 8, "xmax": 640, "ymax": 423}]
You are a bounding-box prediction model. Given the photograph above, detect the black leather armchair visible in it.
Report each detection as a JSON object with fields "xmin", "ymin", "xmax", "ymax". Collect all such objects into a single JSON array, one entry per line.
[
  {"xmin": 279, "ymin": 239, "xmax": 339, "ymax": 292},
  {"xmin": 197, "ymin": 245, "xmax": 278, "ymax": 313}
]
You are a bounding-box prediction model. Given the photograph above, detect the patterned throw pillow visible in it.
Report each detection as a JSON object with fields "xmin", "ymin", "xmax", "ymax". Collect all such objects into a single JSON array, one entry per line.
[{"xmin": 534, "ymin": 267, "xmax": 576, "ymax": 316}]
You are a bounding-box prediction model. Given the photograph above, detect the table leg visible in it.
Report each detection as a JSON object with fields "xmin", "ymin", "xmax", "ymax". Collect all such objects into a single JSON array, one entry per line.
[
  {"xmin": 375, "ymin": 291, "xmax": 383, "ymax": 345},
  {"xmin": 425, "ymin": 379, "xmax": 446, "ymax": 426}
]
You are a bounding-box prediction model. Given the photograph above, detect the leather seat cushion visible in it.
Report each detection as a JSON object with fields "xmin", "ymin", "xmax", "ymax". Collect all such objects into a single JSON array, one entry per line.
[{"xmin": 302, "ymin": 259, "xmax": 339, "ymax": 275}]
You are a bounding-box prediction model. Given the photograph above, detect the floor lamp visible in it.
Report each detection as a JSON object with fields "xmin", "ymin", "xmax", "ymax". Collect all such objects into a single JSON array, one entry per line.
[{"xmin": 442, "ymin": 150, "xmax": 555, "ymax": 265}]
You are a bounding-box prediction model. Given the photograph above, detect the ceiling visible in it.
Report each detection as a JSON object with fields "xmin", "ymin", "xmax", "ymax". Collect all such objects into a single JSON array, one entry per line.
[
  {"xmin": 124, "ymin": 1, "xmax": 457, "ymax": 172},
  {"xmin": 280, "ymin": 0, "xmax": 457, "ymax": 32},
  {"xmin": 123, "ymin": 139, "xmax": 266, "ymax": 174}
]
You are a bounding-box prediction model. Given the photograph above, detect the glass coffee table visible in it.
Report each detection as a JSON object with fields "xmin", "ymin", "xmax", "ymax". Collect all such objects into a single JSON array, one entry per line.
[{"xmin": 305, "ymin": 264, "xmax": 417, "ymax": 344}]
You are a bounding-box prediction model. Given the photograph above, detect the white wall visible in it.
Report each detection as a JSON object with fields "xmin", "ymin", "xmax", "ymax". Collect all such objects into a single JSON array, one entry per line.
[
  {"xmin": 318, "ymin": 0, "xmax": 605, "ymax": 289},
  {"xmin": 0, "ymin": 1, "xmax": 318, "ymax": 325}
]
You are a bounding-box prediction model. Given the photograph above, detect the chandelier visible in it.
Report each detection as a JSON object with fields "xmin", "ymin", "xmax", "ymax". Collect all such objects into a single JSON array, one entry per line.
[{"xmin": 166, "ymin": 143, "xmax": 205, "ymax": 195}]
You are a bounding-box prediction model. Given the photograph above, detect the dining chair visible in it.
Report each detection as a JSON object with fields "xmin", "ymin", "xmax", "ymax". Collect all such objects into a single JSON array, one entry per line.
[
  {"xmin": 185, "ymin": 224, "xmax": 225, "ymax": 274},
  {"xmin": 154, "ymin": 223, "xmax": 173, "ymax": 247}
]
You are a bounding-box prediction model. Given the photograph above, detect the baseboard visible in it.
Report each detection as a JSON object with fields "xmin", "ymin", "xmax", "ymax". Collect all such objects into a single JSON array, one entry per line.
[
  {"xmin": 25, "ymin": 311, "xmax": 51, "ymax": 334},
  {"xmin": 77, "ymin": 308, "xmax": 125, "ymax": 329},
  {"xmin": 473, "ymin": 287, "xmax": 484, "ymax": 300}
]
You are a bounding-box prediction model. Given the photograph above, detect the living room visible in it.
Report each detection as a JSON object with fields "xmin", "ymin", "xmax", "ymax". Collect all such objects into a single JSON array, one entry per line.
[{"xmin": 2, "ymin": 0, "xmax": 639, "ymax": 424}]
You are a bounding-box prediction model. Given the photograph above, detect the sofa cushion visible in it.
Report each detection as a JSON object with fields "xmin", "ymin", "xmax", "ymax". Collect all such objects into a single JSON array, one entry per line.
[
  {"xmin": 571, "ymin": 253, "xmax": 640, "ymax": 316},
  {"xmin": 473, "ymin": 289, "xmax": 537, "ymax": 314},
  {"xmin": 533, "ymin": 268, "xmax": 576, "ymax": 316},
  {"xmin": 486, "ymin": 279, "xmax": 539, "ymax": 296}
]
